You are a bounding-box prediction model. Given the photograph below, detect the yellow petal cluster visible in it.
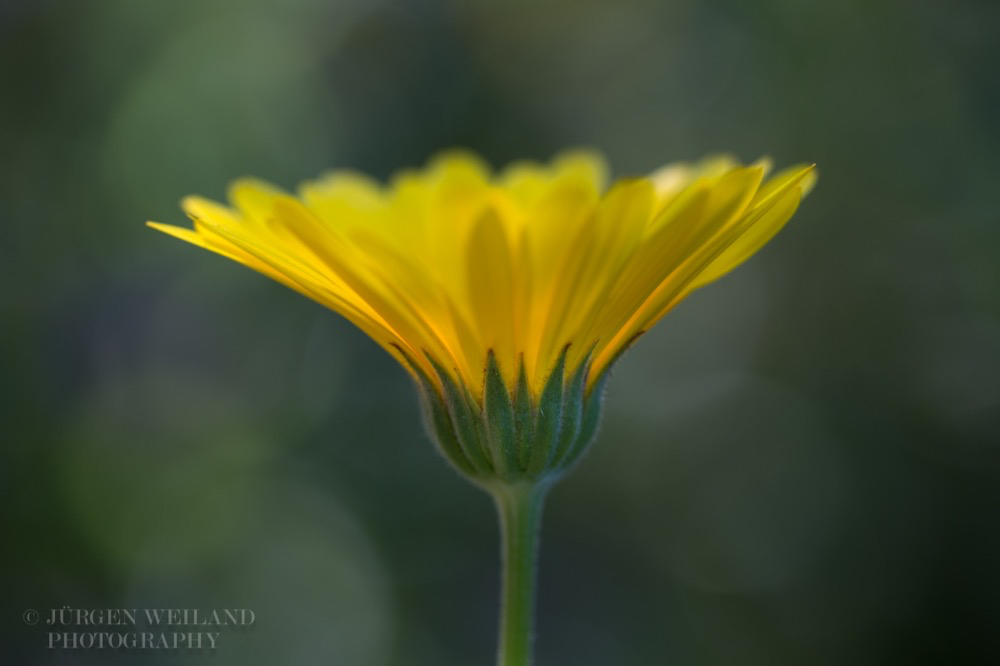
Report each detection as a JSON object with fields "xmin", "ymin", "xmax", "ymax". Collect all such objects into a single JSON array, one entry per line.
[{"xmin": 149, "ymin": 151, "xmax": 815, "ymax": 399}]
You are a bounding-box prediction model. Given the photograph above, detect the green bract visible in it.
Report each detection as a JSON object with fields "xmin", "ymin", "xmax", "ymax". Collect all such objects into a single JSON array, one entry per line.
[{"xmin": 398, "ymin": 346, "xmax": 611, "ymax": 484}]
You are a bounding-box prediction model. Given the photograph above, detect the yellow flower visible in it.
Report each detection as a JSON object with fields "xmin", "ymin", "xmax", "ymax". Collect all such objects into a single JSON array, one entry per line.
[{"xmin": 149, "ymin": 150, "xmax": 815, "ymax": 481}]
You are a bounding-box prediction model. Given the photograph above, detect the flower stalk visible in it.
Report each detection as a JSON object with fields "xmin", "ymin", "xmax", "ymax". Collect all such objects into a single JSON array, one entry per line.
[{"xmin": 491, "ymin": 481, "xmax": 548, "ymax": 666}]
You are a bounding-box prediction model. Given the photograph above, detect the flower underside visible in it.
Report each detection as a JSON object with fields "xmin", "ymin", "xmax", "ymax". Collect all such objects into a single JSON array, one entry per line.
[{"xmin": 149, "ymin": 151, "xmax": 815, "ymax": 411}]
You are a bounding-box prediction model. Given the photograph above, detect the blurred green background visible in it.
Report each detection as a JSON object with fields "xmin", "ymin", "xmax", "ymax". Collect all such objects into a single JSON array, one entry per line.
[{"xmin": 2, "ymin": 0, "xmax": 998, "ymax": 664}]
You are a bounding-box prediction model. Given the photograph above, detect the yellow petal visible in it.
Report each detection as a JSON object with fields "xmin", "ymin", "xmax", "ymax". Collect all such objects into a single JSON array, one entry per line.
[
  {"xmin": 466, "ymin": 205, "xmax": 517, "ymax": 388},
  {"xmin": 690, "ymin": 164, "xmax": 815, "ymax": 288},
  {"xmin": 150, "ymin": 151, "xmax": 815, "ymax": 401}
]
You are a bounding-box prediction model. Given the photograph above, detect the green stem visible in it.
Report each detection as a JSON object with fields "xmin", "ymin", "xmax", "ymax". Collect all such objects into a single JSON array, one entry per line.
[{"xmin": 491, "ymin": 481, "xmax": 548, "ymax": 666}]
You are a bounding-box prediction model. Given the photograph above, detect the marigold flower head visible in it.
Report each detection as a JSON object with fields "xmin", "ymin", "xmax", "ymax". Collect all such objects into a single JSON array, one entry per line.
[{"xmin": 149, "ymin": 150, "xmax": 815, "ymax": 482}]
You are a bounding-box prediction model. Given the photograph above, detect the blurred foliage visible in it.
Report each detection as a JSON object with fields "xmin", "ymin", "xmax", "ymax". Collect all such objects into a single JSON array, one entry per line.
[{"xmin": 2, "ymin": 0, "xmax": 998, "ymax": 664}]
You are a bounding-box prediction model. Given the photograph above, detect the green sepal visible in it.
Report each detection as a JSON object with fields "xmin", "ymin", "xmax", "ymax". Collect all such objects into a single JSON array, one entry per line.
[
  {"xmin": 392, "ymin": 345, "xmax": 476, "ymax": 476},
  {"xmin": 513, "ymin": 360, "xmax": 536, "ymax": 470},
  {"xmin": 465, "ymin": 383, "xmax": 491, "ymax": 471},
  {"xmin": 559, "ymin": 368, "xmax": 610, "ymax": 473},
  {"xmin": 556, "ymin": 334, "xmax": 640, "ymax": 471},
  {"xmin": 528, "ymin": 346, "xmax": 568, "ymax": 476},
  {"xmin": 549, "ymin": 349, "xmax": 590, "ymax": 468},
  {"xmin": 484, "ymin": 350, "xmax": 519, "ymax": 478},
  {"xmin": 425, "ymin": 353, "xmax": 494, "ymax": 476}
]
